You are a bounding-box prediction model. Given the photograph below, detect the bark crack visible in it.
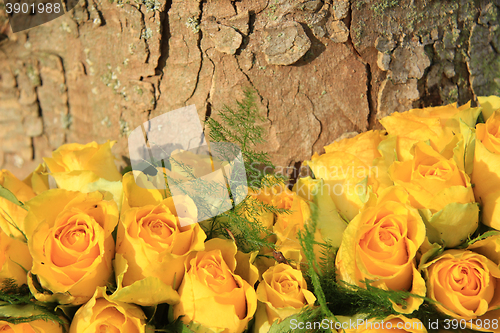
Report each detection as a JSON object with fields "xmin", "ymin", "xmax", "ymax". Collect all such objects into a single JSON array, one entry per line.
[
  {"xmin": 154, "ymin": 0, "xmax": 173, "ymax": 75},
  {"xmin": 203, "ymin": 47, "xmax": 216, "ymax": 122},
  {"xmin": 233, "ymin": 54, "xmax": 270, "ymax": 124},
  {"xmin": 302, "ymin": 89, "xmax": 322, "ymax": 156},
  {"xmin": 183, "ymin": 0, "xmax": 204, "ymax": 104},
  {"xmin": 345, "ymin": 2, "xmax": 375, "ymax": 130}
]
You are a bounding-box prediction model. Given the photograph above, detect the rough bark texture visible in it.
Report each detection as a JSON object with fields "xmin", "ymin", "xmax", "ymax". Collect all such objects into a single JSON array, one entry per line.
[{"xmin": 1, "ymin": 0, "xmax": 499, "ymax": 180}]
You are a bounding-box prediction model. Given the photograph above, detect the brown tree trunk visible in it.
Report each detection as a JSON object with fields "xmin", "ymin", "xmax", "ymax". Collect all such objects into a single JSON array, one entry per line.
[{"xmin": 1, "ymin": 0, "xmax": 499, "ymax": 179}]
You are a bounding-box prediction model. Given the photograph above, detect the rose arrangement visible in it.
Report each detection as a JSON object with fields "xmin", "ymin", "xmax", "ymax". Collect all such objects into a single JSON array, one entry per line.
[{"xmin": 0, "ymin": 94, "xmax": 500, "ymax": 333}]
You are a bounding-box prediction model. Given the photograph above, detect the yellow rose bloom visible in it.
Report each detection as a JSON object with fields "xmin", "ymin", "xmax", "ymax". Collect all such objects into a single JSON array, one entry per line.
[
  {"xmin": 0, "ymin": 169, "xmax": 36, "ymax": 240},
  {"xmin": 380, "ymin": 101, "xmax": 479, "ymax": 161},
  {"xmin": 173, "ymin": 238, "xmax": 257, "ymax": 333},
  {"xmin": 0, "ymin": 320, "xmax": 64, "ymax": 333},
  {"xmin": 43, "ymin": 141, "xmax": 122, "ymax": 191},
  {"xmin": 305, "ymin": 130, "xmax": 394, "ymax": 221},
  {"xmin": 24, "ymin": 190, "xmax": 118, "ymax": 305},
  {"xmin": 422, "ymin": 249, "xmax": 500, "ymax": 328},
  {"xmin": 336, "ymin": 186, "xmax": 426, "ymax": 313},
  {"xmin": 254, "ymin": 263, "xmax": 316, "ymax": 332},
  {"xmin": 0, "ymin": 228, "xmax": 31, "ymax": 285},
  {"xmin": 342, "ymin": 315, "xmax": 427, "ymax": 333},
  {"xmin": 69, "ymin": 288, "xmax": 147, "ymax": 333},
  {"xmin": 472, "ymin": 109, "xmax": 500, "ymax": 229},
  {"xmin": 390, "ymin": 142, "xmax": 478, "ymax": 247},
  {"xmin": 115, "ymin": 196, "xmax": 206, "ymax": 292}
]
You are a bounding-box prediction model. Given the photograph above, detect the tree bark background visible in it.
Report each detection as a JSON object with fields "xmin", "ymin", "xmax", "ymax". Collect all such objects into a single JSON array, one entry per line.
[{"xmin": 0, "ymin": 0, "xmax": 499, "ymax": 180}]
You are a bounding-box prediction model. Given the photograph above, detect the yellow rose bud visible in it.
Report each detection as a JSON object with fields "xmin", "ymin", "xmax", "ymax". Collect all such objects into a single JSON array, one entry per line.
[
  {"xmin": 69, "ymin": 288, "xmax": 147, "ymax": 333},
  {"xmin": 115, "ymin": 196, "xmax": 206, "ymax": 294},
  {"xmin": 254, "ymin": 263, "xmax": 315, "ymax": 332},
  {"xmin": 24, "ymin": 189, "xmax": 118, "ymax": 305},
  {"xmin": 0, "ymin": 320, "xmax": 64, "ymax": 333},
  {"xmin": 478, "ymin": 95, "xmax": 500, "ymax": 120},
  {"xmin": 121, "ymin": 171, "xmax": 165, "ymax": 213},
  {"xmin": 270, "ymin": 187, "xmax": 310, "ymax": 271},
  {"xmin": 342, "ymin": 315, "xmax": 427, "ymax": 333},
  {"xmin": 173, "ymin": 238, "xmax": 257, "ymax": 333},
  {"xmin": 273, "ymin": 188, "xmax": 310, "ymax": 248},
  {"xmin": 336, "ymin": 186, "xmax": 426, "ymax": 313},
  {"xmin": 390, "ymin": 142, "xmax": 478, "ymax": 247},
  {"xmin": 244, "ymin": 188, "xmax": 274, "ymax": 230},
  {"xmin": 422, "ymin": 249, "xmax": 500, "ymax": 323},
  {"xmin": 0, "ymin": 228, "xmax": 31, "ymax": 285},
  {"xmin": 22, "ymin": 163, "xmax": 50, "ymax": 195},
  {"xmin": 305, "ymin": 130, "xmax": 394, "ymax": 221},
  {"xmin": 43, "ymin": 141, "xmax": 122, "ymax": 191},
  {"xmin": 0, "ymin": 169, "xmax": 36, "ymax": 240},
  {"xmin": 472, "ymin": 109, "xmax": 500, "ymax": 229},
  {"xmin": 380, "ymin": 101, "xmax": 480, "ymax": 161}
]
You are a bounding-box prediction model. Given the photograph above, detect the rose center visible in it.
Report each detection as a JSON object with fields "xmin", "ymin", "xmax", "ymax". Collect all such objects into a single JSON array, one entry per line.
[
  {"xmin": 204, "ymin": 263, "xmax": 225, "ymax": 281},
  {"xmin": 150, "ymin": 220, "xmax": 171, "ymax": 237},
  {"xmin": 418, "ymin": 161, "xmax": 452, "ymax": 179},
  {"xmin": 379, "ymin": 229, "xmax": 396, "ymax": 246},
  {"xmin": 280, "ymin": 280, "xmax": 297, "ymax": 294},
  {"xmin": 97, "ymin": 324, "xmax": 120, "ymax": 333},
  {"xmin": 451, "ymin": 264, "xmax": 481, "ymax": 294}
]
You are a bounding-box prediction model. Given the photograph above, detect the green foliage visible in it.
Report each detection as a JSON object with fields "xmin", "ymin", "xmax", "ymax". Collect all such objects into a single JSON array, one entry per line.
[
  {"xmin": 0, "ymin": 279, "xmax": 66, "ymax": 327},
  {"xmin": 203, "ymin": 197, "xmax": 289, "ymax": 253},
  {"xmin": 298, "ymin": 202, "xmax": 333, "ymax": 319},
  {"xmin": 205, "ymin": 88, "xmax": 287, "ymax": 190},
  {"xmin": 0, "ymin": 186, "xmax": 28, "ymax": 242},
  {"xmin": 199, "ymin": 89, "xmax": 291, "ymax": 252},
  {"xmin": 0, "ymin": 185, "xmax": 26, "ymax": 210}
]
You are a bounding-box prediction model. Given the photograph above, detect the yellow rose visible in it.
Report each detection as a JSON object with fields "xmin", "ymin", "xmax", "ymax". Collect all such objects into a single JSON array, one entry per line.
[
  {"xmin": 305, "ymin": 130, "xmax": 395, "ymax": 221},
  {"xmin": 380, "ymin": 101, "xmax": 480, "ymax": 161},
  {"xmin": 472, "ymin": 109, "xmax": 500, "ymax": 229},
  {"xmin": 422, "ymin": 249, "xmax": 500, "ymax": 327},
  {"xmin": 254, "ymin": 263, "xmax": 316, "ymax": 332},
  {"xmin": 173, "ymin": 238, "xmax": 257, "ymax": 333},
  {"xmin": 69, "ymin": 288, "xmax": 147, "ymax": 333},
  {"xmin": 0, "ymin": 228, "xmax": 31, "ymax": 285},
  {"xmin": 114, "ymin": 196, "xmax": 206, "ymax": 302},
  {"xmin": 24, "ymin": 189, "xmax": 118, "ymax": 305},
  {"xmin": 0, "ymin": 320, "xmax": 63, "ymax": 333},
  {"xmin": 390, "ymin": 142, "xmax": 478, "ymax": 247},
  {"xmin": 43, "ymin": 141, "xmax": 122, "ymax": 191},
  {"xmin": 0, "ymin": 169, "xmax": 36, "ymax": 240},
  {"xmin": 335, "ymin": 186, "xmax": 426, "ymax": 313},
  {"xmin": 341, "ymin": 315, "xmax": 427, "ymax": 333}
]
